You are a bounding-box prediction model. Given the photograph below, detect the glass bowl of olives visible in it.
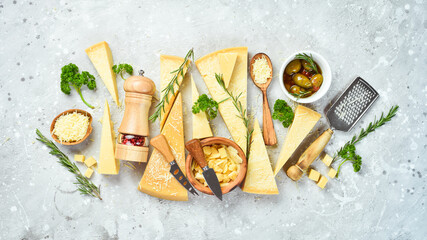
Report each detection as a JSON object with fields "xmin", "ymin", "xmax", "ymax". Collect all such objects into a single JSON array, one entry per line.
[{"xmin": 279, "ymin": 51, "xmax": 331, "ymax": 103}]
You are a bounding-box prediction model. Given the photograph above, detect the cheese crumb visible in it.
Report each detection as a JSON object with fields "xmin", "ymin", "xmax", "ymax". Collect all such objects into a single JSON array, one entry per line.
[
  {"xmin": 252, "ymin": 56, "xmax": 271, "ymax": 84},
  {"xmin": 52, "ymin": 112, "xmax": 90, "ymax": 142}
]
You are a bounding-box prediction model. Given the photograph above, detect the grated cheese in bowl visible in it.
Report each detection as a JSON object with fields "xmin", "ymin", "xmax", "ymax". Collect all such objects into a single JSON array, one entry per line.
[{"xmin": 53, "ymin": 112, "xmax": 90, "ymax": 142}]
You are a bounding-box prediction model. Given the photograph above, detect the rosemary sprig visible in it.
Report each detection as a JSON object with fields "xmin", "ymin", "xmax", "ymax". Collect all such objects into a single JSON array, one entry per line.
[
  {"xmin": 294, "ymin": 53, "xmax": 318, "ymax": 73},
  {"xmin": 149, "ymin": 48, "xmax": 194, "ymax": 122},
  {"xmin": 215, "ymin": 73, "xmax": 253, "ymax": 157},
  {"xmin": 35, "ymin": 129, "xmax": 102, "ymax": 200},
  {"xmin": 290, "ymin": 90, "xmax": 311, "ymax": 100},
  {"xmin": 334, "ymin": 105, "xmax": 399, "ymax": 176}
]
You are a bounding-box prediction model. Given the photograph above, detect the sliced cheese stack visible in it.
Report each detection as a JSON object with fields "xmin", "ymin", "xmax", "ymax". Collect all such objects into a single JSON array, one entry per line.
[
  {"xmin": 85, "ymin": 41, "xmax": 119, "ymax": 105},
  {"xmin": 195, "ymin": 47, "xmax": 248, "ymax": 153},
  {"xmin": 242, "ymin": 119, "xmax": 278, "ymax": 194},
  {"xmin": 191, "ymin": 75, "xmax": 213, "ymax": 139},
  {"xmin": 98, "ymin": 100, "xmax": 120, "ymax": 175},
  {"xmin": 274, "ymin": 105, "xmax": 321, "ymax": 176}
]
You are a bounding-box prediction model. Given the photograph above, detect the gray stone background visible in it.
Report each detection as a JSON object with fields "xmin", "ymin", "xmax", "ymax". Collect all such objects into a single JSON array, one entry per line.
[{"xmin": 0, "ymin": 0, "xmax": 426, "ymax": 239}]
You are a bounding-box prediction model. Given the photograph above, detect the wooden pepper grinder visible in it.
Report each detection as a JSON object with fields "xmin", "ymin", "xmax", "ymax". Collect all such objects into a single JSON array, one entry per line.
[{"xmin": 115, "ymin": 70, "xmax": 156, "ymax": 162}]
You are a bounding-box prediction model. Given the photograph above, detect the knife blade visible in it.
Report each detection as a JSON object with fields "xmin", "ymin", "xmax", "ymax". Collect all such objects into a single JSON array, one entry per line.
[
  {"xmin": 150, "ymin": 134, "xmax": 199, "ymax": 196},
  {"xmin": 185, "ymin": 139, "xmax": 223, "ymax": 200}
]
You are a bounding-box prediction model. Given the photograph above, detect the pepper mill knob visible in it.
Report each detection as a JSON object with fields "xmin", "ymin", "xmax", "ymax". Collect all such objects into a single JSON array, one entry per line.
[{"xmin": 123, "ymin": 70, "xmax": 156, "ymax": 96}]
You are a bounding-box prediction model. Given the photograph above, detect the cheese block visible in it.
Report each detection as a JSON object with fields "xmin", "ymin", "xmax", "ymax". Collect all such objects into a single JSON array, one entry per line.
[
  {"xmin": 84, "ymin": 167, "xmax": 94, "ymax": 178},
  {"xmin": 328, "ymin": 168, "xmax": 337, "ymax": 178},
  {"xmin": 242, "ymin": 119, "xmax": 278, "ymax": 194},
  {"xmin": 191, "ymin": 75, "xmax": 213, "ymax": 139},
  {"xmin": 159, "ymin": 55, "xmax": 189, "ymax": 130},
  {"xmin": 85, "ymin": 41, "xmax": 119, "ymax": 105},
  {"xmin": 218, "ymin": 53, "xmax": 237, "ymax": 88},
  {"xmin": 322, "ymin": 154, "xmax": 333, "ymax": 167},
  {"xmin": 273, "ymin": 105, "xmax": 321, "ymax": 176},
  {"xmin": 317, "ymin": 175, "xmax": 328, "ymax": 189},
  {"xmin": 84, "ymin": 156, "xmax": 97, "ymax": 168},
  {"xmin": 308, "ymin": 169, "xmax": 320, "ymax": 182},
  {"xmin": 195, "ymin": 47, "xmax": 248, "ymax": 153},
  {"xmin": 98, "ymin": 100, "xmax": 120, "ymax": 175},
  {"xmin": 138, "ymin": 93, "xmax": 187, "ymax": 201},
  {"xmin": 74, "ymin": 154, "xmax": 85, "ymax": 163}
]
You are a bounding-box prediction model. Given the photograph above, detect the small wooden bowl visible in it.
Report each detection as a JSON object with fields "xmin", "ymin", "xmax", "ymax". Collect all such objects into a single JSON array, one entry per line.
[
  {"xmin": 50, "ymin": 109, "xmax": 93, "ymax": 145},
  {"xmin": 185, "ymin": 137, "xmax": 247, "ymax": 195}
]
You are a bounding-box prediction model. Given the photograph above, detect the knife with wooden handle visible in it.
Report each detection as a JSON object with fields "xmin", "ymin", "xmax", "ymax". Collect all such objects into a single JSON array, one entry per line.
[{"xmin": 150, "ymin": 134, "xmax": 198, "ymax": 196}]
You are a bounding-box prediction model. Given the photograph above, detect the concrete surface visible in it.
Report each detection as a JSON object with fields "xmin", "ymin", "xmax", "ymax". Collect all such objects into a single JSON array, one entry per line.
[{"xmin": 0, "ymin": 0, "xmax": 426, "ymax": 239}]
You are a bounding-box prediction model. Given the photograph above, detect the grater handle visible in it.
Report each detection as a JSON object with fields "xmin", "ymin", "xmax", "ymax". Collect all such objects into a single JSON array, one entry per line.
[{"xmin": 287, "ymin": 129, "xmax": 334, "ymax": 181}]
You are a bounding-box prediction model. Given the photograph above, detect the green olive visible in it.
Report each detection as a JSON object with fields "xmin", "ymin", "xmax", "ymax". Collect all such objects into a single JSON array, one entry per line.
[
  {"xmin": 292, "ymin": 73, "xmax": 312, "ymax": 89},
  {"xmin": 290, "ymin": 85, "xmax": 302, "ymax": 94},
  {"xmin": 311, "ymin": 74, "xmax": 323, "ymax": 90},
  {"xmin": 285, "ymin": 60, "xmax": 302, "ymax": 75}
]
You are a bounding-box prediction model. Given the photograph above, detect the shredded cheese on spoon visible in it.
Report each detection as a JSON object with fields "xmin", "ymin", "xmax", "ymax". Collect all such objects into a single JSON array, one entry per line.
[
  {"xmin": 53, "ymin": 112, "xmax": 90, "ymax": 142},
  {"xmin": 252, "ymin": 56, "xmax": 272, "ymax": 84}
]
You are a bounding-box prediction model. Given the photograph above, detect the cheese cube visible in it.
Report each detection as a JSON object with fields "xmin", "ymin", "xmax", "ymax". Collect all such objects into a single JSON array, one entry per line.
[
  {"xmin": 328, "ymin": 168, "xmax": 337, "ymax": 178},
  {"xmin": 84, "ymin": 157, "xmax": 97, "ymax": 168},
  {"xmin": 203, "ymin": 146, "xmax": 212, "ymax": 156},
  {"xmin": 211, "ymin": 148, "xmax": 220, "ymax": 158},
  {"xmin": 317, "ymin": 175, "xmax": 328, "ymax": 189},
  {"xmin": 218, "ymin": 147, "xmax": 227, "ymax": 158},
  {"xmin": 84, "ymin": 167, "xmax": 94, "ymax": 178},
  {"xmin": 322, "ymin": 154, "xmax": 333, "ymax": 167},
  {"xmin": 74, "ymin": 154, "xmax": 85, "ymax": 163},
  {"xmin": 308, "ymin": 169, "xmax": 320, "ymax": 182}
]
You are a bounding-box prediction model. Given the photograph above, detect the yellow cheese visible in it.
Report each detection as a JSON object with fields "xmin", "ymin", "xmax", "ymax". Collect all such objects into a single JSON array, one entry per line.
[
  {"xmin": 328, "ymin": 168, "xmax": 337, "ymax": 178},
  {"xmin": 52, "ymin": 112, "xmax": 90, "ymax": 143},
  {"xmin": 84, "ymin": 167, "xmax": 94, "ymax": 178},
  {"xmin": 191, "ymin": 75, "xmax": 213, "ymax": 139},
  {"xmin": 195, "ymin": 47, "xmax": 248, "ymax": 153},
  {"xmin": 322, "ymin": 154, "xmax": 333, "ymax": 167},
  {"xmin": 74, "ymin": 154, "xmax": 85, "ymax": 163},
  {"xmin": 85, "ymin": 41, "xmax": 119, "ymax": 105},
  {"xmin": 98, "ymin": 100, "xmax": 120, "ymax": 175},
  {"xmin": 308, "ymin": 169, "xmax": 320, "ymax": 182},
  {"xmin": 317, "ymin": 175, "xmax": 328, "ymax": 189},
  {"xmin": 84, "ymin": 157, "xmax": 97, "ymax": 168},
  {"xmin": 138, "ymin": 93, "xmax": 187, "ymax": 201},
  {"xmin": 218, "ymin": 53, "xmax": 237, "ymax": 88},
  {"xmin": 159, "ymin": 55, "xmax": 189, "ymax": 130},
  {"xmin": 274, "ymin": 105, "xmax": 321, "ymax": 176},
  {"xmin": 242, "ymin": 119, "xmax": 278, "ymax": 194}
]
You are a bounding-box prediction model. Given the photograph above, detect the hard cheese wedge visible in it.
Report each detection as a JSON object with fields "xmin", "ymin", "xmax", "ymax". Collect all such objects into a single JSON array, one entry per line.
[
  {"xmin": 242, "ymin": 119, "xmax": 278, "ymax": 194},
  {"xmin": 218, "ymin": 53, "xmax": 237, "ymax": 88},
  {"xmin": 195, "ymin": 47, "xmax": 248, "ymax": 153},
  {"xmin": 159, "ymin": 55, "xmax": 189, "ymax": 130},
  {"xmin": 98, "ymin": 100, "xmax": 120, "ymax": 175},
  {"xmin": 138, "ymin": 93, "xmax": 187, "ymax": 201},
  {"xmin": 273, "ymin": 105, "xmax": 321, "ymax": 176},
  {"xmin": 85, "ymin": 41, "xmax": 119, "ymax": 105},
  {"xmin": 191, "ymin": 75, "xmax": 213, "ymax": 139}
]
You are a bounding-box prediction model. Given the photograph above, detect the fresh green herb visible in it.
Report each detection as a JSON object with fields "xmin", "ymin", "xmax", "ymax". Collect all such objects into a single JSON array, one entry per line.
[
  {"xmin": 150, "ymin": 48, "xmax": 194, "ymax": 122},
  {"xmin": 60, "ymin": 63, "xmax": 96, "ymax": 109},
  {"xmin": 112, "ymin": 63, "xmax": 134, "ymax": 80},
  {"xmin": 35, "ymin": 129, "xmax": 102, "ymax": 200},
  {"xmin": 334, "ymin": 105, "xmax": 399, "ymax": 177},
  {"xmin": 216, "ymin": 73, "xmax": 253, "ymax": 157},
  {"xmin": 290, "ymin": 90, "xmax": 311, "ymax": 100},
  {"xmin": 272, "ymin": 99, "xmax": 294, "ymax": 128},
  {"xmin": 294, "ymin": 53, "xmax": 318, "ymax": 73},
  {"xmin": 192, "ymin": 94, "xmax": 220, "ymax": 120}
]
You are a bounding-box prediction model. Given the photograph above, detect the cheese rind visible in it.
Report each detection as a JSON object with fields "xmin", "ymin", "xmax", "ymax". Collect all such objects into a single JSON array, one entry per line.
[
  {"xmin": 74, "ymin": 154, "xmax": 85, "ymax": 163},
  {"xmin": 85, "ymin": 41, "xmax": 119, "ymax": 105},
  {"xmin": 218, "ymin": 53, "xmax": 237, "ymax": 88},
  {"xmin": 84, "ymin": 157, "xmax": 97, "ymax": 168},
  {"xmin": 84, "ymin": 167, "xmax": 94, "ymax": 178},
  {"xmin": 317, "ymin": 175, "xmax": 328, "ymax": 189},
  {"xmin": 98, "ymin": 100, "xmax": 120, "ymax": 175},
  {"xmin": 308, "ymin": 169, "xmax": 320, "ymax": 182},
  {"xmin": 159, "ymin": 55, "xmax": 189, "ymax": 130},
  {"xmin": 242, "ymin": 119, "xmax": 278, "ymax": 194},
  {"xmin": 191, "ymin": 76, "xmax": 213, "ymax": 139},
  {"xmin": 322, "ymin": 154, "xmax": 333, "ymax": 167},
  {"xmin": 138, "ymin": 93, "xmax": 188, "ymax": 201},
  {"xmin": 274, "ymin": 105, "xmax": 321, "ymax": 176},
  {"xmin": 195, "ymin": 47, "xmax": 248, "ymax": 153}
]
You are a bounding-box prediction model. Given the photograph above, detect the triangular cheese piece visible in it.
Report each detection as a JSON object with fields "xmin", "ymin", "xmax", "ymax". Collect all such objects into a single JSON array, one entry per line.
[
  {"xmin": 242, "ymin": 119, "xmax": 278, "ymax": 194},
  {"xmin": 218, "ymin": 53, "xmax": 237, "ymax": 88},
  {"xmin": 138, "ymin": 93, "xmax": 187, "ymax": 201},
  {"xmin": 98, "ymin": 100, "xmax": 120, "ymax": 174},
  {"xmin": 159, "ymin": 55, "xmax": 189, "ymax": 130},
  {"xmin": 191, "ymin": 75, "xmax": 213, "ymax": 139},
  {"xmin": 85, "ymin": 41, "xmax": 119, "ymax": 105},
  {"xmin": 195, "ymin": 47, "xmax": 248, "ymax": 153},
  {"xmin": 273, "ymin": 105, "xmax": 321, "ymax": 176}
]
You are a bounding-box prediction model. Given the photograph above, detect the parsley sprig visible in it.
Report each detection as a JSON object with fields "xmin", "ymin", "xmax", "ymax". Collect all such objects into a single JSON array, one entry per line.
[
  {"xmin": 272, "ymin": 99, "xmax": 294, "ymax": 128},
  {"xmin": 112, "ymin": 63, "xmax": 133, "ymax": 80},
  {"xmin": 192, "ymin": 94, "xmax": 220, "ymax": 120}
]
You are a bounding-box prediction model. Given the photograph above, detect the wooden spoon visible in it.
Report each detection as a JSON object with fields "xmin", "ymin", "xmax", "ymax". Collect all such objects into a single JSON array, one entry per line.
[{"xmin": 250, "ymin": 53, "xmax": 277, "ymax": 146}]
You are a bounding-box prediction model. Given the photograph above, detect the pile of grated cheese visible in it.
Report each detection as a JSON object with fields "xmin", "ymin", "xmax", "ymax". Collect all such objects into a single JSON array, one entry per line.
[
  {"xmin": 53, "ymin": 112, "xmax": 90, "ymax": 142},
  {"xmin": 252, "ymin": 56, "xmax": 272, "ymax": 84}
]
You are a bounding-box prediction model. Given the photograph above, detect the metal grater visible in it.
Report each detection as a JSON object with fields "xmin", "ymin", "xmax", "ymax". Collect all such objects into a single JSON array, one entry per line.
[{"xmin": 326, "ymin": 77, "xmax": 379, "ymax": 132}]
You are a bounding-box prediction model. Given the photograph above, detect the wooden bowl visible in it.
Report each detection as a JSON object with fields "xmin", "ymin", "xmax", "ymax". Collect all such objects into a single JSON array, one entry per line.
[
  {"xmin": 50, "ymin": 109, "xmax": 93, "ymax": 145},
  {"xmin": 185, "ymin": 137, "xmax": 247, "ymax": 195}
]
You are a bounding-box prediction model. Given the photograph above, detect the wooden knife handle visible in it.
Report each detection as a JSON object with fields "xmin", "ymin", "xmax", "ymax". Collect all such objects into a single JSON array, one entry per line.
[
  {"xmin": 185, "ymin": 139, "xmax": 207, "ymax": 168},
  {"xmin": 287, "ymin": 129, "xmax": 333, "ymax": 181},
  {"xmin": 262, "ymin": 90, "xmax": 277, "ymax": 146},
  {"xmin": 150, "ymin": 134, "xmax": 174, "ymax": 163}
]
